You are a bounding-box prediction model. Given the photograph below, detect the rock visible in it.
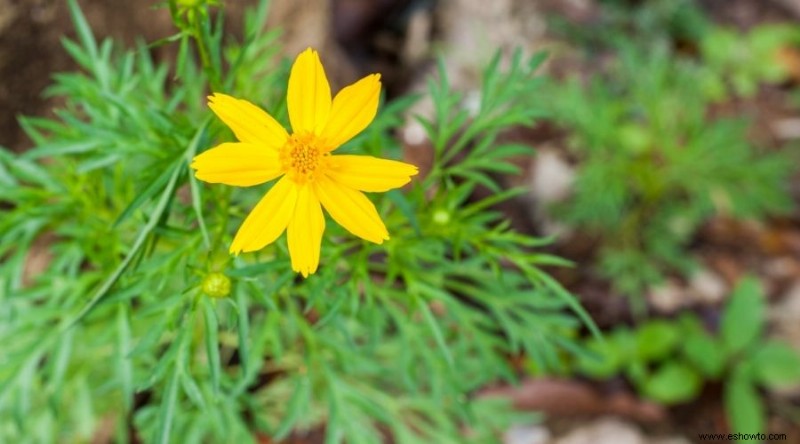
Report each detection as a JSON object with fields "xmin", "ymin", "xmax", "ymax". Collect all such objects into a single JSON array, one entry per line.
[
  {"xmin": 401, "ymin": 7, "xmax": 433, "ymax": 65},
  {"xmin": 529, "ymin": 148, "xmax": 575, "ymax": 204},
  {"xmin": 769, "ymin": 279, "xmax": 800, "ymax": 350},
  {"xmin": 554, "ymin": 417, "xmax": 690, "ymax": 444},
  {"xmin": 503, "ymin": 424, "xmax": 552, "ymax": 444},
  {"xmin": 436, "ymin": 0, "xmax": 548, "ymax": 90},
  {"xmin": 772, "ymin": 117, "xmax": 800, "ymax": 140},
  {"xmin": 648, "ymin": 279, "xmax": 689, "ymax": 314},
  {"xmin": 554, "ymin": 417, "xmax": 643, "ymax": 444},
  {"xmin": 528, "ymin": 147, "xmax": 575, "ymax": 237},
  {"xmin": 766, "ymin": 279, "xmax": 800, "ymax": 397},
  {"xmin": 764, "ymin": 256, "xmax": 800, "ymax": 282},
  {"xmin": 688, "ymin": 269, "xmax": 727, "ymax": 305}
]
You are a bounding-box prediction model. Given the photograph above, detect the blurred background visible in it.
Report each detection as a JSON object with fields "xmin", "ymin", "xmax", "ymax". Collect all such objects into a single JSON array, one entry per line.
[
  {"xmin": 3, "ymin": 0, "xmax": 800, "ymax": 151},
  {"xmin": 3, "ymin": 0, "xmax": 800, "ymax": 443}
]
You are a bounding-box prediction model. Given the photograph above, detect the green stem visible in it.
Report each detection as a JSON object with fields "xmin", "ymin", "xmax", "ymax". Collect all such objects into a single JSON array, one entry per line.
[{"xmin": 191, "ymin": 27, "xmax": 219, "ymax": 90}]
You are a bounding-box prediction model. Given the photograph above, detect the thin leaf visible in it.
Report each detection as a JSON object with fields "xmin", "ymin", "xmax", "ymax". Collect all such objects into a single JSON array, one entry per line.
[
  {"xmin": 66, "ymin": 0, "xmax": 98, "ymax": 60},
  {"xmin": 414, "ymin": 293, "xmax": 454, "ymax": 368},
  {"xmin": 188, "ymin": 166, "xmax": 211, "ymax": 249},
  {"xmin": 155, "ymin": 360, "xmax": 181, "ymax": 444},
  {"xmin": 66, "ymin": 163, "xmax": 181, "ymax": 327},
  {"xmin": 113, "ymin": 159, "xmax": 179, "ymax": 228},
  {"xmin": 273, "ymin": 376, "xmax": 311, "ymax": 439},
  {"xmin": 235, "ymin": 287, "xmax": 251, "ymax": 376},
  {"xmin": 117, "ymin": 304, "xmax": 134, "ymax": 412},
  {"xmin": 202, "ymin": 297, "xmax": 221, "ymax": 394}
]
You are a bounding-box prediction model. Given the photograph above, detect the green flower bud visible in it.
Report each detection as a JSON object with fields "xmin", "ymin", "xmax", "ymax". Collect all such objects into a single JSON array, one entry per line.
[
  {"xmin": 433, "ymin": 209, "xmax": 451, "ymax": 225},
  {"xmin": 202, "ymin": 272, "xmax": 231, "ymax": 298}
]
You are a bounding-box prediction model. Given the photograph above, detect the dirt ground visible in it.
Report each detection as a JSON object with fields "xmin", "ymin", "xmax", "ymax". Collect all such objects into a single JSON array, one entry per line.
[
  {"xmin": 3, "ymin": 0, "xmax": 798, "ymax": 150},
  {"xmin": 0, "ymin": 0, "xmax": 426, "ymax": 151}
]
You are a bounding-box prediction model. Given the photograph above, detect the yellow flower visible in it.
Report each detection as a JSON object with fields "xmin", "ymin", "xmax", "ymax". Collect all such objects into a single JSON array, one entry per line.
[{"xmin": 191, "ymin": 48, "xmax": 418, "ymax": 277}]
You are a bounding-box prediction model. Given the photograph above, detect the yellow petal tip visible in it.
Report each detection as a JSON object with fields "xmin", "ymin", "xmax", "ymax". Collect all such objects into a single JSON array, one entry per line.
[
  {"xmin": 293, "ymin": 264, "xmax": 317, "ymax": 278},
  {"xmin": 298, "ymin": 47, "xmax": 318, "ymax": 60},
  {"xmin": 372, "ymin": 234, "xmax": 390, "ymax": 245}
]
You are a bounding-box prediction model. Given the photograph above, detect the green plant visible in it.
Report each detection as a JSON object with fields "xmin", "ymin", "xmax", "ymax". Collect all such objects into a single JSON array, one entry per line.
[
  {"xmin": 575, "ymin": 277, "xmax": 800, "ymax": 441},
  {"xmin": 545, "ymin": 42, "xmax": 794, "ymax": 301},
  {"xmin": 699, "ymin": 24, "xmax": 800, "ymax": 100},
  {"xmin": 549, "ymin": 0, "xmax": 709, "ymax": 52},
  {"xmin": 0, "ymin": 1, "xmax": 591, "ymax": 442},
  {"xmin": 553, "ymin": 0, "xmax": 800, "ymax": 103}
]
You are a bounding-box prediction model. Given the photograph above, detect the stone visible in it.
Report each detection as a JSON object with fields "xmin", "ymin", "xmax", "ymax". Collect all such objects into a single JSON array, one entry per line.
[{"xmin": 503, "ymin": 424, "xmax": 552, "ymax": 444}]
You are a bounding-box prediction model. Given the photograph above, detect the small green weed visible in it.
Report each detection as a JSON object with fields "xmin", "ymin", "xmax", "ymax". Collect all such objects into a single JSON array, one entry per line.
[
  {"xmin": 575, "ymin": 277, "xmax": 800, "ymax": 441},
  {"xmin": 545, "ymin": 41, "xmax": 794, "ymax": 301}
]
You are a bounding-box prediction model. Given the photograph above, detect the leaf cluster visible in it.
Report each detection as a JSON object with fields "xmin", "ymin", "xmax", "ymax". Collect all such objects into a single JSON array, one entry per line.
[
  {"xmin": 544, "ymin": 41, "xmax": 795, "ymax": 297},
  {"xmin": 699, "ymin": 24, "xmax": 800, "ymax": 99},
  {"xmin": 574, "ymin": 277, "xmax": 800, "ymax": 441},
  {"xmin": 553, "ymin": 0, "xmax": 799, "ymax": 103},
  {"xmin": 549, "ymin": 0, "xmax": 708, "ymax": 51}
]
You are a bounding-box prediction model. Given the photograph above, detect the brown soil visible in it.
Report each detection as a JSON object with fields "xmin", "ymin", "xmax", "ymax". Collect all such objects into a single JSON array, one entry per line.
[{"xmin": 0, "ymin": 0, "xmax": 179, "ymax": 151}]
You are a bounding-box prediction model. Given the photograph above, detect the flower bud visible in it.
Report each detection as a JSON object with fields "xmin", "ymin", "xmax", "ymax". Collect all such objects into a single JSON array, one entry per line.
[
  {"xmin": 202, "ymin": 272, "xmax": 231, "ymax": 298},
  {"xmin": 433, "ymin": 209, "xmax": 451, "ymax": 225}
]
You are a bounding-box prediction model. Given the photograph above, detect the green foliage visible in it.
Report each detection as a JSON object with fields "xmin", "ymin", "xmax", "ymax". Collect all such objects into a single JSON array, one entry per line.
[
  {"xmin": 0, "ymin": 1, "xmax": 588, "ymax": 442},
  {"xmin": 576, "ymin": 327, "xmax": 635, "ymax": 379},
  {"xmin": 422, "ymin": 50, "xmax": 548, "ymax": 192},
  {"xmin": 634, "ymin": 319, "xmax": 680, "ymax": 361},
  {"xmin": 721, "ymin": 276, "xmax": 765, "ymax": 356},
  {"xmin": 751, "ymin": 342, "xmax": 800, "ymax": 390},
  {"xmin": 682, "ymin": 326, "xmax": 725, "ymax": 378},
  {"xmin": 571, "ymin": 277, "xmax": 800, "ymax": 441},
  {"xmin": 642, "ymin": 362, "xmax": 702, "ymax": 405},
  {"xmin": 725, "ymin": 365, "xmax": 766, "ymax": 442},
  {"xmin": 700, "ymin": 24, "xmax": 800, "ymax": 99},
  {"xmin": 545, "ymin": 40, "xmax": 795, "ymax": 297},
  {"xmin": 550, "ymin": 0, "xmax": 709, "ymax": 49},
  {"xmin": 545, "ymin": 0, "xmax": 798, "ymax": 302}
]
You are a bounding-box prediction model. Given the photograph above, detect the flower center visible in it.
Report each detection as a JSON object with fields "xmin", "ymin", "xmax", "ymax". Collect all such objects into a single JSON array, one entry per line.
[{"xmin": 280, "ymin": 133, "xmax": 328, "ymax": 184}]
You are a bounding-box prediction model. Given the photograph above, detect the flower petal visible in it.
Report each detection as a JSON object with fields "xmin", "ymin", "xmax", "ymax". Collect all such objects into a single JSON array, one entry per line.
[
  {"xmin": 191, "ymin": 143, "xmax": 283, "ymax": 186},
  {"xmin": 315, "ymin": 175, "xmax": 389, "ymax": 244},
  {"xmin": 208, "ymin": 93, "xmax": 288, "ymax": 148},
  {"xmin": 287, "ymin": 48, "xmax": 331, "ymax": 135},
  {"xmin": 320, "ymin": 74, "xmax": 381, "ymax": 150},
  {"xmin": 326, "ymin": 155, "xmax": 418, "ymax": 192},
  {"xmin": 230, "ymin": 176, "xmax": 297, "ymax": 254},
  {"xmin": 287, "ymin": 184, "xmax": 325, "ymax": 277}
]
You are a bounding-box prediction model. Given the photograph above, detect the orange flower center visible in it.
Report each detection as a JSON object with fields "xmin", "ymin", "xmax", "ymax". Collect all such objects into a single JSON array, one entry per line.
[{"xmin": 280, "ymin": 133, "xmax": 329, "ymax": 184}]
